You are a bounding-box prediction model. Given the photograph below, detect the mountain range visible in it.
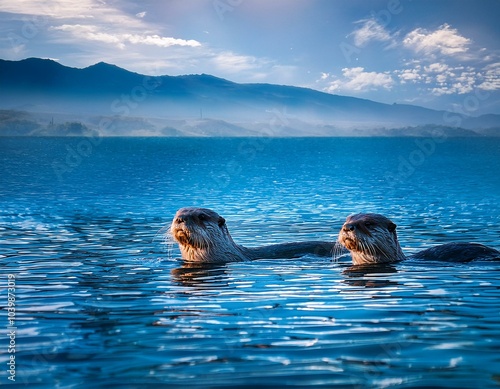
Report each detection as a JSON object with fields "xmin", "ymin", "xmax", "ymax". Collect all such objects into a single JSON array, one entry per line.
[{"xmin": 1, "ymin": 58, "xmax": 499, "ymax": 136}]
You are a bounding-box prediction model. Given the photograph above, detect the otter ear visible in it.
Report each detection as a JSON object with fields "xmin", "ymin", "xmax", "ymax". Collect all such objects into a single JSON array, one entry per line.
[
  {"xmin": 388, "ymin": 222, "xmax": 397, "ymax": 232},
  {"xmin": 218, "ymin": 216, "xmax": 226, "ymax": 227}
]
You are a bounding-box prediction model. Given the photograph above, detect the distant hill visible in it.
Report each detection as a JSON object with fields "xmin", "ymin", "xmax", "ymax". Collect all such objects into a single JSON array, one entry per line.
[{"xmin": 1, "ymin": 58, "xmax": 499, "ymax": 136}]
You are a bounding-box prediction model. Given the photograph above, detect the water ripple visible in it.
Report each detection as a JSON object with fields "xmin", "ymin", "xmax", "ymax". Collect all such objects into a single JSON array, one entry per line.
[{"xmin": 1, "ymin": 138, "xmax": 499, "ymax": 387}]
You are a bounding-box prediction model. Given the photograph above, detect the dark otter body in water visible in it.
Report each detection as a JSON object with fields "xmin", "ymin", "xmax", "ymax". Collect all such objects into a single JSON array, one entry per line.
[
  {"xmin": 338, "ymin": 213, "xmax": 500, "ymax": 266},
  {"xmin": 170, "ymin": 207, "xmax": 334, "ymax": 263}
]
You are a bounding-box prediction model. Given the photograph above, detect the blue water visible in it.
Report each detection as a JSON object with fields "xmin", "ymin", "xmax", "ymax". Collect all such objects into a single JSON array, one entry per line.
[{"xmin": 1, "ymin": 137, "xmax": 500, "ymax": 388}]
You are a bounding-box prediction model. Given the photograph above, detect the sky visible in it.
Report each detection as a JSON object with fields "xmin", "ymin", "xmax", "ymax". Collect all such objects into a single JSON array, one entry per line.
[{"xmin": 1, "ymin": 0, "xmax": 499, "ymax": 115}]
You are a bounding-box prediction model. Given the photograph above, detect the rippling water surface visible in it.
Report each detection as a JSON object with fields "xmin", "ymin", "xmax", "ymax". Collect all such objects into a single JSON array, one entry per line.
[{"xmin": 1, "ymin": 137, "xmax": 500, "ymax": 388}]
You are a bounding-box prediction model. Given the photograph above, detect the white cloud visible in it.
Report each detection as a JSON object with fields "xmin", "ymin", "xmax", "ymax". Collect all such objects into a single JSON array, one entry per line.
[
  {"xmin": 431, "ymin": 81, "xmax": 474, "ymax": 96},
  {"xmin": 210, "ymin": 51, "xmax": 262, "ymax": 73},
  {"xmin": 403, "ymin": 24, "xmax": 471, "ymax": 56},
  {"xmin": 318, "ymin": 58, "xmax": 491, "ymax": 98},
  {"xmin": 50, "ymin": 24, "xmax": 201, "ymax": 49},
  {"xmin": 0, "ymin": 0, "xmax": 96, "ymax": 18},
  {"xmin": 424, "ymin": 63, "xmax": 452, "ymax": 84},
  {"xmin": 398, "ymin": 68, "xmax": 422, "ymax": 84},
  {"xmin": 478, "ymin": 62, "xmax": 500, "ymax": 91},
  {"xmin": 124, "ymin": 34, "xmax": 201, "ymax": 48},
  {"xmin": 51, "ymin": 24, "xmax": 121, "ymax": 45},
  {"xmin": 324, "ymin": 67, "xmax": 394, "ymax": 93},
  {"xmin": 206, "ymin": 51, "xmax": 299, "ymax": 83},
  {"xmin": 0, "ymin": 0, "xmax": 143, "ymax": 26},
  {"xmin": 395, "ymin": 63, "xmax": 480, "ymax": 96},
  {"xmin": 425, "ymin": 63, "xmax": 450, "ymax": 73},
  {"xmin": 351, "ymin": 18, "xmax": 392, "ymax": 47},
  {"xmin": 3, "ymin": 0, "xmax": 200, "ymax": 52}
]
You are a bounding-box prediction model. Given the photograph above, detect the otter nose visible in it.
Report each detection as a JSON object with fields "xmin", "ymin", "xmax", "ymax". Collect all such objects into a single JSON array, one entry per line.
[
  {"xmin": 175, "ymin": 216, "xmax": 185, "ymax": 224},
  {"xmin": 344, "ymin": 223, "xmax": 356, "ymax": 231}
]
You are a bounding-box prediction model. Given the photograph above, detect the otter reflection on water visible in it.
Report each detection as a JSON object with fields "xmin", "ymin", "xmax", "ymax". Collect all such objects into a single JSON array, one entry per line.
[
  {"xmin": 171, "ymin": 263, "xmax": 231, "ymax": 288},
  {"xmin": 170, "ymin": 207, "xmax": 334, "ymax": 263},
  {"xmin": 337, "ymin": 213, "xmax": 500, "ymax": 266}
]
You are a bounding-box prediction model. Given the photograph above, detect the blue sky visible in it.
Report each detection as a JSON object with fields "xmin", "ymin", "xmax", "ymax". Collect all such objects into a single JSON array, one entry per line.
[{"xmin": 1, "ymin": 0, "xmax": 499, "ymax": 114}]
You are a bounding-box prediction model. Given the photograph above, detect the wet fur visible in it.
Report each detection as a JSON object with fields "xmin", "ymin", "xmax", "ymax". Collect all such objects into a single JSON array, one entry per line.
[
  {"xmin": 171, "ymin": 207, "xmax": 334, "ymax": 263},
  {"xmin": 171, "ymin": 208, "xmax": 247, "ymax": 262},
  {"xmin": 338, "ymin": 213, "xmax": 405, "ymax": 265},
  {"xmin": 338, "ymin": 213, "xmax": 500, "ymax": 265}
]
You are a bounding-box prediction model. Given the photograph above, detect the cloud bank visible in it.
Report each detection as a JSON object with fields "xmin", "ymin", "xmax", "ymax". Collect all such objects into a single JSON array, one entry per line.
[
  {"xmin": 351, "ymin": 19, "xmax": 393, "ymax": 47},
  {"xmin": 319, "ymin": 19, "xmax": 498, "ymax": 100},
  {"xmin": 403, "ymin": 24, "xmax": 471, "ymax": 56},
  {"xmin": 50, "ymin": 25, "xmax": 201, "ymax": 49},
  {"xmin": 324, "ymin": 67, "xmax": 394, "ymax": 93}
]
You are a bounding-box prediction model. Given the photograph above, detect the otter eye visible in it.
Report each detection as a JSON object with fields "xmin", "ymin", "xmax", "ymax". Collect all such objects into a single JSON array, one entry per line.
[
  {"xmin": 198, "ymin": 213, "xmax": 207, "ymax": 221},
  {"xmin": 364, "ymin": 222, "xmax": 372, "ymax": 228}
]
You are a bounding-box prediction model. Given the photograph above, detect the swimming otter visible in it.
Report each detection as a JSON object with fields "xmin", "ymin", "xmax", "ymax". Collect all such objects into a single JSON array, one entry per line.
[
  {"xmin": 170, "ymin": 207, "xmax": 334, "ymax": 263},
  {"xmin": 338, "ymin": 213, "xmax": 500, "ymax": 265}
]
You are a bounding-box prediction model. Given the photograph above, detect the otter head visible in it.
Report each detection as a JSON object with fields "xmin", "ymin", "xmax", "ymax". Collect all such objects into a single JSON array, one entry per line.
[
  {"xmin": 170, "ymin": 207, "xmax": 245, "ymax": 263},
  {"xmin": 338, "ymin": 213, "xmax": 406, "ymax": 265}
]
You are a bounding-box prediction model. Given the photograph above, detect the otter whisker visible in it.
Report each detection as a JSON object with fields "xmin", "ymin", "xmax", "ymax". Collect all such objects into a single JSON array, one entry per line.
[
  {"xmin": 366, "ymin": 242, "xmax": 377, "ymax": 263},
  {"xmin": 369, "ymin": 242, "xmax": 378, "ymax": 258},
  {"xmin": 154, "ymin": 224, "xmax": 172, "ymax": 243},
  {"xmin": 362, "ymin": 240, "xmax": 372, "ymax": 257},
  {"xmin": 362, "ymin": 240, "xmax": 370, "ymax": 256},
  {"xmin": 332, "ymin": 241, "xmax": 346, "ymax": 262},
  {"xmin": 163, "ymin": 228, "xmax": 177, "ymax": 260}
]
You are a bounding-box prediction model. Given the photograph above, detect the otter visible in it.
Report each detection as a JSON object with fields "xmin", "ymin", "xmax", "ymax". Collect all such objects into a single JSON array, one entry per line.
[
  {"xmin": 170, "ymin": 207, "xmax": 334, "ymax": 263},
  {"xmin": 337, "ymin": 213, "xmax": 500, "ymax": 266}
]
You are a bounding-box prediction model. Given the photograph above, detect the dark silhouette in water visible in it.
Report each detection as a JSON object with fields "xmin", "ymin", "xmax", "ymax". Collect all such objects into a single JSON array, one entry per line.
[
  {"xmin": 337, "ymin": 213, "xmax": 500, "ymax": 266},
  {"xmin": 170, "ymin": 207, "xmax": 334, "ymax": 263}
]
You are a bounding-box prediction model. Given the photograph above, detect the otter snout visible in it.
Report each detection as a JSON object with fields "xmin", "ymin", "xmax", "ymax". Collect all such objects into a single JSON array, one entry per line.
[
  {"xmin": 173, "ymin": 210, "xmax": 202, "ymax": 226},
  {"xmin": 341, "ymin": 219, "xmax": 373, "ymax": 237},
  {"xmin": 172, "ymin": 207, "xmax": 225, "ymax": 227}
]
